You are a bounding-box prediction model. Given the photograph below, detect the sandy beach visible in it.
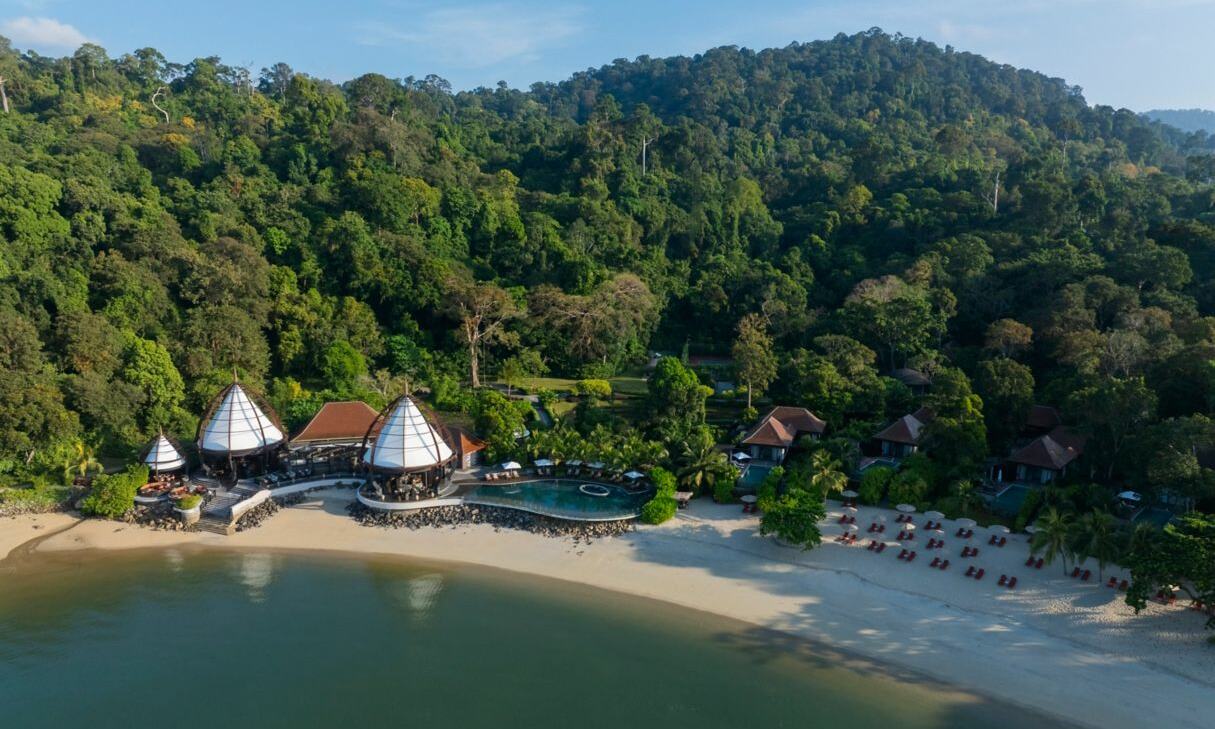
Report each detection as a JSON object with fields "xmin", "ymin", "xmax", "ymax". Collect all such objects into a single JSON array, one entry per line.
[{"xmin": 3, "ymin": 492, "xmax": 1213, "ymax": 729}]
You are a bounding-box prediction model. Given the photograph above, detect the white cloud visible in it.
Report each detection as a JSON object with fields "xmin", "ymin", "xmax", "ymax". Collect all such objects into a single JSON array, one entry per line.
[
  {"xmin": 1, "ymin": 16, "xmax": 92, "ymax": 50},
  {"xmin": 354, "ymin": 3, "xmax": 584, "ymax": 68}
]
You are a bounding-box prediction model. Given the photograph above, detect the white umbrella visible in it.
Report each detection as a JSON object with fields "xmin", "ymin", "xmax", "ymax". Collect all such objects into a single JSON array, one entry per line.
[
  {"xmin": 500, "ymin": 461, "xmax": 522, "ymax": 470},
  {"xmin": 896, "ymin": 503, "xmax": 917, "ymax": 514},
  {"xmin": 956, "ymin": 518, "xmax": 977, "ymax": 529},
  {"xmin": 566, "ymin": 459, "xmax": 583, "ymax": 467},
  {"xmin": 925, "ymin": 510, "xmax": 945, "ymax": 520},
  {"xmin": 534, "ymin": 458, "xmax": 554, "ymax": 467},
  {"xmin": 841, "ymin": 489, "xmax": 859, "ymax": 498},
  {"xmin": 732, "ymin": 452, "xmax": 752, "ymax": 461},
  {"xmin": 842, "ymin": 523, "xmax": 859, "ymax": 533},
  {"xmin": 989, "ymin": 524, "xmax": 1011, "ymax": 534},
  {"xmin": 624, "ymin": 470, "xmax": 645, "ymax": 480},
  {"xmin": 901, "ymin": 522, "xmax": 917, "ymax": 533},
  {"xmin": 843, "ymin": 506, "xmax": 858, "ymax": 514},
  {"xmin": 588, "ymin": 461, "xmax": 606, "ymax": 470},
  {"xmin": 1116, "ymin": 491, "xmax": 1142, "ymax": 503},
  {"xmin": 1024, "ymin": 525, "xmax": 1039, "ymax": 535}
]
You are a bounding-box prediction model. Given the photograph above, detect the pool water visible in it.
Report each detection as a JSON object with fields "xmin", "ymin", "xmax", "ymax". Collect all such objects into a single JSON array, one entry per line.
[
  {"xmin": 737, "ymin": 464, "xmax": 774, "ymax": 491},
  {"xmin": 466, "ymin": 479, "xmax": 652, "ymax": 521}
]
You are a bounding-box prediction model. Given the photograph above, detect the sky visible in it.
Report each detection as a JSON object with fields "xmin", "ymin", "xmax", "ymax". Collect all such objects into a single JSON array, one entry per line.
[{"xmin": 0, "ymin": 0, "xmax": 1211, "ymax": 111}]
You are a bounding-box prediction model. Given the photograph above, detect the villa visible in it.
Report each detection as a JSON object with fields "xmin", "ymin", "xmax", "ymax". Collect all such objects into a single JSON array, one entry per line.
[
  {"xmin": 739, "ymin": 406, "xmax": 827, "ymax": 463},
  {"xmin": 888, "ymin": 367, "xmax": 932, "ymax": 396},
  {"xmin": 872, "ymin": 407, "xmax": 933, "ymax": 460},
  {"xmin": 996, "ymin": 427, "xmax": 1087, "ymax": 485}
]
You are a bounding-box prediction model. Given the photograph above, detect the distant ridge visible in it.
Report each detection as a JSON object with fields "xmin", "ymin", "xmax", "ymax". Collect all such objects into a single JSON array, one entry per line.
[{"xmin": 1144, "ymin": 108, "xmax": 1215, "ymax": 134}]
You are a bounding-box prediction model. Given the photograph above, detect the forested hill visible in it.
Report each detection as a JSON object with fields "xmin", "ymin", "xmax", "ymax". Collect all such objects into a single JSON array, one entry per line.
[{"xmin": 2, "ymin": 29, "xmax": 1215, "ymax": 509}]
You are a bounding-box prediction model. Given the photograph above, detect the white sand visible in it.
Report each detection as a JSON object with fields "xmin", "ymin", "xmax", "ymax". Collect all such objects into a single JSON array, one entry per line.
[{"xmin": 5, "ymin": 493, "xmax": 1214, "ymax": 728}]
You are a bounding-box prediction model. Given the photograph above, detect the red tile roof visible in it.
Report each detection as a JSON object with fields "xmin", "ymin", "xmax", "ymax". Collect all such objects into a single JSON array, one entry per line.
[
  {"xmin": 1025, "ymin": 405, "xmax": 1062, "ymax": 431},
  {"xmin": 740, "ymin": 407, "xmax": 826, "ymax": 447},
  {"xmin": 450, "ymin": 427, "xmax": 487, "ymax": 455},
  {"xmin": 1008, "ymin": 427, "xmax": 1085, "ymax": 471},
  {"xmin": 873, "ymin": 407, "xmax": 933, "ymax": 445},
  {"xmin": 291, "ymin": 401, "xmax": 380, "ymax": 445}
]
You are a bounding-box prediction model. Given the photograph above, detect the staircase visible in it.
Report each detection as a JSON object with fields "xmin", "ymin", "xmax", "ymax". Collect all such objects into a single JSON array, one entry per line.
[{"xmin": 196, "ymin": 482, "xmax": 262, "ymax": 536}]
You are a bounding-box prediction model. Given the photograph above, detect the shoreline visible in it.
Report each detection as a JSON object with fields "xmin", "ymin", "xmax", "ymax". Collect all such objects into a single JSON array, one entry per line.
[{"xmin": 3, "ymin": 492, "xmax": 1213, "ymax": 729}]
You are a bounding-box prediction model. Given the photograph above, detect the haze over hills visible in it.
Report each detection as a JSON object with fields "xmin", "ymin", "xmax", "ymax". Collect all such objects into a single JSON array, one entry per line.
[{"xmin": 1143, "ymin": 109, "xmax": 1215, "ymax": 135}]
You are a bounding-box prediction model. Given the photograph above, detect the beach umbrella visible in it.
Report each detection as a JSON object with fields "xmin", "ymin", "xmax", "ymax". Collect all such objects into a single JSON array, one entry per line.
[
  {"xmin": 956, "ymin": 518, "xmax": 977, "ymax": 529},
  {"xmin": 566, "ymin": 459, "xmax": 583, "ymax": 466},
  {"xmin": 500, "ymin": 461, "xmax": 522, "ymax": 470},
  {"xmin": 732, "ymin": 452, "xmax": 752, "ymax": 461},
  {"xmin": 988, "ymin": 524, "xmax": 1011, "ymax": 534},
  {"xmin": 588, "ymin": 461, "xmax": 606, "ymax": 470},
  {"xmin": 841, "ymin": 489, "xmax": 859, "ymax": 498},
  {"xmin": 925, "ymin": 510, "xmax": 945, "ymax": 520},
  {"xmin": 624, "ymin": 470, "xmax": 645, "ymax": 480},
  {"xmin": 1116, "ymin": 491, "xmax": 1143, "ymax": 503},
  {"xmin": 843, "ymin": 506, "xmax": 858, "ymax": 514},
  {"xmin": 1024, "ymin": 525, "xmax": 1039, "ymax": 535},
  {"xmin": 534, "ymin": 458, "xmax": 554, "ymax": 467},
  {"xmin": 842, "ymin": 523, "xmax": 859, "ymax": 533},
  {"xmin": 895, "ymin": 503, "xmax": 917, "ymax": 514},
  {"xmin": 900, "ymin": 523, "xmax": 916, "ymax": 534}
]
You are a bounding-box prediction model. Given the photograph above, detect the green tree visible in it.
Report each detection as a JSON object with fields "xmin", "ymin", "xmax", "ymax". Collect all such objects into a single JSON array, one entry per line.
[
  {"xmin": 732, "ymin": 313, "xmax": 777, "ymax": 410},
  {"xmin": 1030, "ymin": 508, "xmax": 1076, "ymax": 576},
  {"xmin": 760, "ymin": 488, "xmax": 826, "ymax": 550}
]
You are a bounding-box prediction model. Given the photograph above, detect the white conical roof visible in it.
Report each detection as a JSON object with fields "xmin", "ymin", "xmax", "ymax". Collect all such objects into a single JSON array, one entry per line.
[
  {"xmin": 144, "ymin": 435, "xmax": 186, "ymax": 471},
  {"xmin": 363, "ymin": 396, "xmax": 453, "ymax": 471},
  {"xmin": 199, "ymin": 384, "xmax": 284, "ymax": 455}
]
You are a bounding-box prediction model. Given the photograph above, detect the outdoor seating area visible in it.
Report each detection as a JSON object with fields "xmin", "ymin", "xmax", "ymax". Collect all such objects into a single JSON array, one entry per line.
[{"xmin": 481, "ymin": 458, "xmax": 652, "ymax": 490}]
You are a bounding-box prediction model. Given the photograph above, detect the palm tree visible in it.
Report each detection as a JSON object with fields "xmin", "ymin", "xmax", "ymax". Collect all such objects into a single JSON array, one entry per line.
[
  {"xmin": 62, "ymin": 440, "xmax": 101, "ymax": 483},
  {"xmin": 954, "ymin": 479, "xmax": 979, "ymax": 516},
  {"xmin": 1072, "ymin": 510, "xmax": 1121, "ymax": 581},
  {"xmin": 1031, "ymin": 508, "xmax": 1075, "ymax": 575},
  {"xmin": 808, "ymin": 450, "xmax": 848, "ymax": 497},
  {"xmin": 677, "ymin": 435, "xmax": 736, "ymax": 495}
]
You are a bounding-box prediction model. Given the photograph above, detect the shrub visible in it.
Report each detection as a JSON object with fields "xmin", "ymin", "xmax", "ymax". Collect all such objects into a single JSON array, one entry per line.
[
  {"xmin": 887, "ymin": 471, "xmax": 928, "ymax": 507},
  {"xmin": 650, "ymin": 467, "xmax": 677, "ymax": 496},
  {"xmin": 858, "ymin": 466, "xmax": 894, "ymax": 505},
  {"xmin": 574, "ymin": 379, "xmax": 612, "ymax": 400},
  {"xmin": 640, "ymin": 496, "xmax": 677, "ymax": 524},
  {"xmin": 80, "ymin": 465, "xmax": 148, "ymax": 519},
  {"xmin": 756, "ymin": 465, "xmax": 785, "ymax": 512},
  {"xmin": 175, "ymin": 494, "xmax": 202, "ymax": 511},
  {"xmin": 713, "ymin": 477, "xmax": 736, "ymax": 504},
  {"xmin": 759, "ymin": 489, "xmax": 825, "ymax": 549}
]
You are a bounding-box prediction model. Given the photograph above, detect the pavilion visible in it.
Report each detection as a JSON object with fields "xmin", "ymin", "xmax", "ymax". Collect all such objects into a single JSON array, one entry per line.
[
  {"xmin": 359, "ymin": 393, "xmax": 456, "ymax": 501},
  {"xmin": 141, "ymin": 433, "xmax": 187, "ymax": 477},
  {"xmin": 196, "ymin": 379, "xmax": 285, "ymax": 484}
]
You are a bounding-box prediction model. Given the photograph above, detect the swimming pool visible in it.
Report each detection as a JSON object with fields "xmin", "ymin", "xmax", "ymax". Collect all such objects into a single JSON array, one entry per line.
[
  {"xmin": 465, "ymin": 479, "xmax": 653, "ymax": 521},
  {"xmin": 736, "ymin": 464, "xmax": 774, "ymax": 491}
]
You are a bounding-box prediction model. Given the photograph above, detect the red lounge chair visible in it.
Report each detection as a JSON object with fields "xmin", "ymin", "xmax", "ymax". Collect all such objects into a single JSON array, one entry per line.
[
  {"xmin": 1072, "ymin": 567, "xmax": 1081, "ymax": 578},
  {"xmin": 1025, "ymin": 556, "xmax": 1036, "ymax": 567},
  {"xmin": 1119, "ymin": 579, "xmax": 1129, "ymax": 591},
  {"xmin": 1107, "ymin": 577, "xmax": 1117, "ymax": 588},
  {"xmin": 1081, "ymin": 570, "xmax": 1091, "ymax": 581},
  {"xmin": 898, "ymin": 549, "xmax": 908, "ymax": 560},
  {"xmin": 939, "ymin": 560, "xmax": 950, "ymax": 570},
  {"xmin": 868, "ymin": 524, "xmax": 877, "ymax": 532},
  {"xmin": 930, "ymin": 557, "xmax": 941, "ymax": 568},
  {"xmin": 867, "ymin": 541, "xmax": 877, "ymax": 551},
  {"xmin": 998, "ymin": 575, "xmax": 1007, "ymax": 586},
  {"xmin": 1035, "ymin": 558, "xmax": 1044, "ymax": 569},
  {"xmin": 878, "ymin": 525, "xmax": 886, "ymax": 533},
  {"xmin": 877, "ymin": 543, "xmax": 887, "ymax": 553},
  {"xmin": 965, "ymin": 529, "xmax": 974, "ymax": 539},
  {"xmin": 927, "ymin": 538, "xmax": 936, "ymax": 549},
  {"xmin": 988, "ymin": 535, "xmax": 997, "ymax": 545},
  {"xmin": 907, "ymin": 551, "xmax": 917, "ymax": 562},
  {"xmin": 936, "ymin": 541, "xmax": 945, "ymax": 550},
  {"xmin": 965, "ymin": 566, "xmax": 976, "ymax": 577},
  {"xmin": 998, "ymin": 537, "xmax": 1007, "ymax": 547},
  {"xmin": 956, "ymin": 528, "xmax": 965, "ymax": 537},
  {"xmin": 975, "ymin": 569, "xmax": 985, "ymax": 580},
  {"xmin": 961, "ymin": 547, "xmax": 969, "ymax": 558},
  {"xmin": 1008, "ymin": 576, "xmax": 1017, "ymax": 589}
]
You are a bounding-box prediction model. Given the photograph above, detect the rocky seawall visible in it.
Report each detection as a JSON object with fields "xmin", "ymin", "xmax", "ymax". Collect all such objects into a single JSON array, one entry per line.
[{"xmin": 347, "ymin": 502, "xmax": 633, "ymax": 541}]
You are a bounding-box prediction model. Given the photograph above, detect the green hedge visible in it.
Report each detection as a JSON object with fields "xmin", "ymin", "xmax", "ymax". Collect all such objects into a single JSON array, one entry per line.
[
  {"xmin": 175, "ymin": 494, "xmax": 202, "ymax": 511},
  {"xmin": 80, "ymin": 465, "xmax": 148, "ymax": 519},
  {"xmin": 640, "ymin": 467, "xmax": 678, "ymax": 525}
]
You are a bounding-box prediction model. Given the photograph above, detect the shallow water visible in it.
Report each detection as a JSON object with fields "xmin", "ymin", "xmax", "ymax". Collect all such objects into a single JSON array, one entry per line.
[{"xmin": 0, "ymin": 550, "xmax": 1070, "ymax": 729}]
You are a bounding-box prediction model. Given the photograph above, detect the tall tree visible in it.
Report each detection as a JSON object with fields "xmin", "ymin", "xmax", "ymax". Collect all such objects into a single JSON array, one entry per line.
[
  {"xmin": 732, "ymin": 313, "xmax": 777, "ymax": 411},
  {"xmin": 447, "ymin": 278, "xmax": 520, "ymax": 388}
]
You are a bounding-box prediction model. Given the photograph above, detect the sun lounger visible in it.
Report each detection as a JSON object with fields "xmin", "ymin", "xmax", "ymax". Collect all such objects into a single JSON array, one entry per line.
[
  {"xmin": 1026, "ymin": 556, "xmax": 1036, "ymax": 567},
  {"xmin": 965, "ymin": 566, "xmax": 976, "ymax": 577},
  {"xmin": 1081, "ymin": 570, "xmax": 1091, "ymax": 581},
  {"xmin": 1007, "ymin": 576, "xmax": 1017, "ymax": 589},
  {"xmin": 1072, "ymin": 567, "xmax": 1081, "ymax": 578},
  {"xmin": 998, "ymin": 575, "xmax": 1007, "ymax": 586},
  {"xmin": 930, "ymin": 557, "xmax": 940, "ymax": 568},
  {"xmin": 1035, "ymin": 558, "xmax": 1044, "ymax": 569},
  {"xmin": 898, "ymin": 549, "xmax": 908, "ymax": 560},
  {"xmin": 998, "ymin": 537, "xmax": 1007, "ymax": 547},
  {"xmin": 1107, "ymin": 576, "xmax": 1118, "ymax": 588},
  {"xmin": 974, "ymin": 569, "xmax": 985, "ymax": 580},
  {"xmin": 1119, "ymin": 579, "xmax": 1128, "ymax": 591},
  {"xmin": 907, "ymin": 551, "xmax": 917, "ymax": 562},
  {"xmin": 868, "ymin": 540, "xmax": 877, "ymax": 551},
  {"xmin": 988, "ymin": 534, "xmax": 997, "ymax": 545},
  {"xmin": 939, "ymin": 560, "xmax": 950, "ymax": 570},
  {"xmin": 876, "ymin": 543, "xmax": 887, "ymax": 553},
  {"xmin": 957, "ymin": 528, "xmax": 966, "ymax": 537}
]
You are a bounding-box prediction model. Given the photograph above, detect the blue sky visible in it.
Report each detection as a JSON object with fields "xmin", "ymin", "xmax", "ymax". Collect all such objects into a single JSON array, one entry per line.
[{"xmin": 1, "ymin": 0, "xmax": 1211, "ymax": 110}]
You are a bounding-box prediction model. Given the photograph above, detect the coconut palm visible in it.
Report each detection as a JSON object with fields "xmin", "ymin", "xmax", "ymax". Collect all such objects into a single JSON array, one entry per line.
[
  {"xmin": 62, "ymin": 439, "xmax": 101, "ymax": 483},
  {"xmin": 1071, "ymin": 510, "xmax": 1121, "ymax": 581},
  {"xmin": 953, "ymin": 479, "xmax": 979, "ymax": 516},
  {"xmin": 808, "ymin": 450, "xmax": 848, "ymax": 497},
  {"xmin": 677, "ymin": 432, "xmax": 736, "ymax": 495},
  {"xmin": 1030, "ymin": 508, "xmax": 1075, "ymax": 575}
]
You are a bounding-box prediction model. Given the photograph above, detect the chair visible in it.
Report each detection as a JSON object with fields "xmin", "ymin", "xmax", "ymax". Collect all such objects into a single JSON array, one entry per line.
[
  {"xmin": 998, "ymin": 537, "xmax": 1007, "ymax": 547},
  {"xmin": 939, "ymin": 560, "xmax": 950, "ymax": 571},
  {"xmin": 1035, "ymin": 558, "xmax": 1044, "ymax": 569},
  {"xmin": 907, "ymin": 551, "xmax": 917, "ymax": 562},
  {"xmin": 1119, "ymin": 579, "xmax": 1129, "ymax": 591},
  {"xmin": 1007, "ymin": 576, "xmax": 1017, "ymax": 589},
  {"xmin": 965, "ymin": 566, "xmax": 976, "ymax": 577},
  {"xmin": 1026, "ymin": 556, "xmax": 1036, "ymax": 567},
  {"xmin": 1081, "ymin": 570, "xmax": 1091, "ymax": 581},
  {"xmin": 1107, "ymin": 576, "xmax": 1118, "ymax": 588},
  {"xmin": 1071, "ymin": 567, "xmax": 1081, "ymax": 578},
  {"xmin": 998, "ymin": 575, "xmax": 1007, "ymax": 586},
  {"xmin": 876, "ymin": 543, "xmax": 887, "ymax": 553},
  {"xmin": 930, "ymin": 557, "xmax": 941, "ymax": 568},
  {"xmin": 975, "ymin": 569, "xmax": 985, "ymax": 580}
]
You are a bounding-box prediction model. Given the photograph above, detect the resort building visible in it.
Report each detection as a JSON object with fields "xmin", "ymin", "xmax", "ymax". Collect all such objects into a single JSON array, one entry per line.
[
  {"xmin": 141, "ymin": 433, "xmax": 187, "ymax": 477},
  {"xmin": 739, "ymin": 406, "xmax": 827, "ymax": 463},
  {"xmin": 291, "ymin": 401, "xmax": 380, "ymax": 448},
  {"xmin": 449, "ymin": 426, "xmax": 488, "ymax": 469},
  {"xmin": 872, "ymin": 407, "xmax": 933, "ymax": 460},
  {"xmin": 997, "ymin": 427, "xmax": 1086, "ymax": 485},
  {"xmin": 888, "ymin": 368, "xmax": 932, "ymax": 396},
  {"xmin": 1022, "ymin": 404, "xmax": 1062, "ymax": 438},
  {"xmin": 359, "ymin": 394, "xmax": 457, "ymax": 502},
  {"xmin": 196, "ymin": 380, "xmax": 285, "ymax": 484}
]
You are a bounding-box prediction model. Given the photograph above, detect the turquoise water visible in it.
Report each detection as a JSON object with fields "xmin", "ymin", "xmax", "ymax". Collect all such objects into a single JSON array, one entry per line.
[
  {"xmin": 466, "ymin": 478, "xmax": 651, "ymax": 520},
  {"xmin": 991, "ymin": 484, "xmax": 1031, "ymax": 516},
  {"xmin": 0, "ymin": 550, "xmax": 1070, "ymax": 729},
  {"xmin": 737, "ymin": 464, "xmax": 774, "ymax": 490}
]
